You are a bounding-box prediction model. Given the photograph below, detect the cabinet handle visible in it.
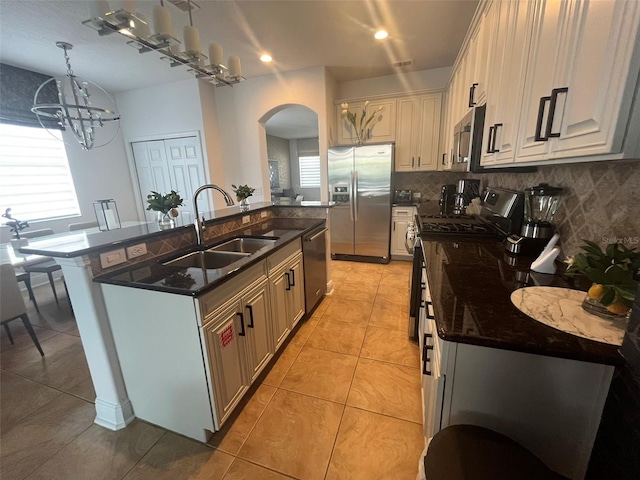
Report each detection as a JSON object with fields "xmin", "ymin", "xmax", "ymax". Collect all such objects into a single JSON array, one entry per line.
[
  {"xmin": 417, "ymin": 156, "xmax": 421, "ymax": 167},
  {"xmin": 545, "ymin": 87, "xmax": 568, "ymax": 138},
  {"xmin": 534, "ymin": 96, "xmax": 551, "ymax": 141},
  {"xmin": 393, "ymin": 222, "xmax": 395, "ymax": 231},
  {"xmin": 492, "ymin": 123, "xmax": 502, "ymax": 153},
  {"xmin": 426, "ymin": 301, "xmax": 435, "ymax": 320},
  {"xmin": 411, "ymin": 156, "xmax": 415, "ymax": 168},
  {"xmin": 285, "ymin": 272, "xmax": 291, "ymax": 291},
  {"xmin": 468, "ymin": 83, "xmax": 478, "ymax": 107},
  {"xmin": 486, "ymin": 125, "xmax": 495, "ymax": 153},
  {"xmin": 442, "ymin": 153, "xmax": 446, "ymax": 165},
  {"xmin": 237, "ymin": 312, "xmax": 246, "ymax": 336},
  {"xmin": 246, "ymin": 305, "xmax": 254, "ymax": 328},
  {"xmin": 289, "ymin": 268, "xmax": 296, "ymax": 287},
  {"xmin": 423, "ymin": 333, "xmax": 434, "ymax": 375}
]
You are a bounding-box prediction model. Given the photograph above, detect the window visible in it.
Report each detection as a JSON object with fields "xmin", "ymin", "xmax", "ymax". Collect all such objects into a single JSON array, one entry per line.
[
  {"xmin": 299, "ymin": 155, "xmax": 321, "ymax": 188},
  {"xmin": 0, "ymin": 124, "xmax": 80, "ymax": 221}
]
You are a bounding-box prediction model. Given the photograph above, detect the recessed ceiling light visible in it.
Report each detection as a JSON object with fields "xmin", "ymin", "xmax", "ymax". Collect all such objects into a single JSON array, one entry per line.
[
  {"xmin": 260, "ymin": 53, "xmax": 273, "ymax": 63},
  {"xmin": 374, "ymin": 30, "xmax": 389, "ymax": 40}
]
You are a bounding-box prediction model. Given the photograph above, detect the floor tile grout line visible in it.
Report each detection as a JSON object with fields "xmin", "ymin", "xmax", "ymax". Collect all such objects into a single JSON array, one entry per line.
[
  {"xmin": 0, "ymin": 367, "xmax": 95, "ymax": 404},
  {"xmin": 119, "ymin": 431, "xmax": 168, "ymax": 480}
]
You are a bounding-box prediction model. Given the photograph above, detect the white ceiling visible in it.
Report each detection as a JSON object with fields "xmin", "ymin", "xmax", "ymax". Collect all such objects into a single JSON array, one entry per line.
[{"xmin": 0, "ymin": 0, "xmax": 478, "ymax": 93}]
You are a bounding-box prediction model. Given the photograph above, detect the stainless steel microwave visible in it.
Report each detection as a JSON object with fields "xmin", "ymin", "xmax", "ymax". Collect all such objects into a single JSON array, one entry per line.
[{"xmin": 451, "ymin": 105, "xmax": 486, "ymax": 172}]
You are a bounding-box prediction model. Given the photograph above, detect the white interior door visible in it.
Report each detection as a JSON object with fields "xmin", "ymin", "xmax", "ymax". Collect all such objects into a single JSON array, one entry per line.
[{"xmin": 132, "ymin": 136, "xmax": 207, "ymax": 224}]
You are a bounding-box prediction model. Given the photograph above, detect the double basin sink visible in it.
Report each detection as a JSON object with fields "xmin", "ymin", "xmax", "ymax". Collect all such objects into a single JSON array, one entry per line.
[{"xmin": 162, "ymin": 236, "xmax": 278, "ymax": 270}]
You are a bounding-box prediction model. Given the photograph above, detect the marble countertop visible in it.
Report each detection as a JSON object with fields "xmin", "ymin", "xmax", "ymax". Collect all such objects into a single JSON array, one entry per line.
[
  {"xmin": 94, "ymin": 218, "xmax": 324, "ymax": 297},
  {"xmin": 421, "ymin": 237, "xmax": 622, "ymax": 366}
]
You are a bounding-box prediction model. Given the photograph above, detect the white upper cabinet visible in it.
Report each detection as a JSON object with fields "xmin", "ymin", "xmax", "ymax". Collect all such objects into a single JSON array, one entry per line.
[
  {"xmin": 395, "ymin": 94, "xmax": 442, "ymax": 172},
  {"xmin": 336, "ymin": 99, "xmax": 396, "ymax": 145},
  {"xmin": 482, "ymin": 0, "xmax": 533, "ymax": 165},
  {"xmin": 449, "ymin": 0, "xmax": 640, "ymax": 168},
  {"xmin": 515, "ymin": 0, "xmax": 640, "ymax": 163}
]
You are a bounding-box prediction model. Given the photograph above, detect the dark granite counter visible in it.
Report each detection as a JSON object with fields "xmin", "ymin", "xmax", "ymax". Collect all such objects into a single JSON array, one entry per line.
[
  {"xmin": 95, "ymin": 218, "xmax": 324, "ymax": 296},
  {"xmin": 421, "ymin": 236, "xmax": 622, "ymax": 366},
  {"xmin": 18, "ymin": 202, "xmax": 332, "ymax": 259}
]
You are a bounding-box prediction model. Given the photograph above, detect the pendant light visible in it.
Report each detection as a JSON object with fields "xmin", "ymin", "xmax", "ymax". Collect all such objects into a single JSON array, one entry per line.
[{"xmin": 31, "ymin": 42, "xmax": 121, "ymax": 151}]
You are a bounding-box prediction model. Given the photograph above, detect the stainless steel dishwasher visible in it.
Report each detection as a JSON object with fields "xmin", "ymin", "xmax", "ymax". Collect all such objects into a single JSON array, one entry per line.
[{"xmin": 302, "ymin": 223, "xmax": 327, "ymax": 313}]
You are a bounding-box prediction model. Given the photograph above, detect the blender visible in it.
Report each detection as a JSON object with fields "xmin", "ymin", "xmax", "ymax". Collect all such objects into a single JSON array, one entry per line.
[{"xmin": 505, "ymin": 183, "xmax": 563, "ymax": 256}]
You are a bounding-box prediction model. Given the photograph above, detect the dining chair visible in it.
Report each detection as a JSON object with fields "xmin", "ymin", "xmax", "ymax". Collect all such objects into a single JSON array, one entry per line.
[
  {"xmin": 68, "ymin": 221, "xmax": 98, "ymax": 231},
  {"xmin": 1, "ymin": 264, "xmax": 44, "ymax": 356},
  {"xmin": 15, "ymin": 270, "xmax": 39, "ymax": 312},
  {"xmin": 21, "ymin": 228, "xmax": 62, "ymax": 304}
]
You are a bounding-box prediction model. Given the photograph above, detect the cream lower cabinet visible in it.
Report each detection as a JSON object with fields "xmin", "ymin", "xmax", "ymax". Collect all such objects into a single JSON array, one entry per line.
[
  {"xmin": 391, "ymin": 206, "xmax": 417, "ymax": 259},
  {"xmin": 419, "ymin": 305, "xmax": 614, "ymax": 479},
  {"xmin": 202, "ymin": 274, "xmax": 273, "ymax": 426},
  {"xmin": 268, "ymin": 240, "xmax": 305, "ymax": 351}
]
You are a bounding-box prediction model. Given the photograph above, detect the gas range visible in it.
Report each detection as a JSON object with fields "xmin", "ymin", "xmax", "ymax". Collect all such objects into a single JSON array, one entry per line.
[{"xmin": 417, "ymin": 214, "xmax": 499, "ymax": 237}]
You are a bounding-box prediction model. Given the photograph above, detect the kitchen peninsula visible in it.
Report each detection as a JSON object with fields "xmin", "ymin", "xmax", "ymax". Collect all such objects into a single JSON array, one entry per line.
[
  {"xmin": 418, "ymin": 236, "xmax": 622, "ymax": 479},
  {"xmin": 18, "ymin": 202, "xmax": 331, "ymax": 435}
]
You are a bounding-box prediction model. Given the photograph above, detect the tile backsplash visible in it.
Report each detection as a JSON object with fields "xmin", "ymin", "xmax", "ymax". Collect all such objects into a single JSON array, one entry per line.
[{"xmin": 394, "ymin": 160, "xmax": 640, "ymax": 256}]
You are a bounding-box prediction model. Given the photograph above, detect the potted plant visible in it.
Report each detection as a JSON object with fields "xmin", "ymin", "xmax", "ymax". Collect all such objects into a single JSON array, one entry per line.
[
  {"xmin": 340, "ymin": 101, "xmax": 384, "ymax": 145},
  {"xmin": 231, "ymin": 184, "xmax": 255, "ymax": 210},
  {"xmin": 146, "ymin": 190, "xmax": 184, "ymax": 230},
  {"xmin": 2, "ymin": 208, "xmax": 30, "ymax": 247},
  {"xmin": 565, "ymin": 241, "xmax": 640, "ymax": 319}
]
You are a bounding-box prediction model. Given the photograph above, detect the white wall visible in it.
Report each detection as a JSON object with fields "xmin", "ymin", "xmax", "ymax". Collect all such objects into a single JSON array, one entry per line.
[
  {"xmin": 115, "ymin": 78, "xmax": 232, "ymax": 211},
  {"xmin": 337, "ymin": 66, "xmax": 452, "ymax": 100},
  {"xmin": 214, "ymin": 67, "xmax": 330, "ymax": 202}
]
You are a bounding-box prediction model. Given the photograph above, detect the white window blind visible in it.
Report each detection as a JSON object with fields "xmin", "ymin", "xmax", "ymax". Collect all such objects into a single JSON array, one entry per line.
[
  {"xmin": 299, "ymin": 155, "xmax": 321, "ymax": 188},
  {"xmin": 0, "ymin": 124, "xmax": 80, "ymax": 221}
]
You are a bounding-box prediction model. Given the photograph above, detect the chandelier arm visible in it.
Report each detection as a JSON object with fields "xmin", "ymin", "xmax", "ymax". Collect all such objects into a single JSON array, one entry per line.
[{"xmin": 66, "ymin": 75, "xmax": 93, "ymax": 150}]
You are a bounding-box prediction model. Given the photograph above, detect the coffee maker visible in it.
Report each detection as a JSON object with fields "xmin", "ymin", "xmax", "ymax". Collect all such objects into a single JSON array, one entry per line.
[
  {"xmin": 505, "ymin": 183, "xmax": 563, "ymax": 256},
  {"xmin": 453, "ymin": 179, "xmax": 480, "ymax": 214},
  {"xmin": 439, "ymin": 185, "xmax": 457, "ymax": 215}
]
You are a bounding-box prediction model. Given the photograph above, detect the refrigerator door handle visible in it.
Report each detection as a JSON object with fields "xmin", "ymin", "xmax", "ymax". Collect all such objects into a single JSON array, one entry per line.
[
  {"xmin": 353, "ymin": 170, "xmax": 359, "ymax": 221},
  {"xmin": 349, "ymin": 171, "xmax": 355, "ymax": 222}
]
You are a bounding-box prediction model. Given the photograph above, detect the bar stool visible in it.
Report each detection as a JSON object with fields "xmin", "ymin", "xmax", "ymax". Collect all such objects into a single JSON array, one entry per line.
[{"xmin": 424, "ymin": 425, "xmax": 569, "ymax": 480}]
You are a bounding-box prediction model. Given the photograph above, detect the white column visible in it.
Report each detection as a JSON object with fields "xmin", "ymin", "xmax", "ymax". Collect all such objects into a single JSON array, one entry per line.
[{"xmin": 57, "ymin": 256, "xmax": 134, "ymax": 430}]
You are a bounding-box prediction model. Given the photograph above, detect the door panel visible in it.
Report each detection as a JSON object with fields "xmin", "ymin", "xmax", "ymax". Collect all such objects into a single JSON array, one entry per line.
[
  {"xmin": 244, "ymin": 283, "xmax": 273, "ymax": 383},
  {"xmin": 328, "ymin": 147, "xmax": 355, "ymax": 255},
  {"xmin": 354, "ymin": 145, "xmax": 392, "ymax": 258}
]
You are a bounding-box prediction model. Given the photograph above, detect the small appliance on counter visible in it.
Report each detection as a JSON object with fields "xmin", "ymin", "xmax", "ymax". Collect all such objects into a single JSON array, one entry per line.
[
  {"xmin": 505, "ymin": 183, "xmax": 563, "ymax": 256},
  {"xmin": 439, "ymin": 185, "xmax": 456, "ymax": 215},
  {"xmin": 453, "ymin": 179, "xmax": 480, "ymax": 214},
  {"xmin": 394, "ymin": 189, "xmax": 413, "ymax": 205}
]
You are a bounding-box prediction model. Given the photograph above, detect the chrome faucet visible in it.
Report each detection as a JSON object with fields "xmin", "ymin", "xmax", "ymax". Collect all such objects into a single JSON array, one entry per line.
[{"xmin": 193, "ymin": 184, "xmax": 235, "ymax": 246}]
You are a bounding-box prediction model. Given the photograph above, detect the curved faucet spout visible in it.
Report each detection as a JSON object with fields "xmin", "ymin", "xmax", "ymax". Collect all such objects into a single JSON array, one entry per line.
[{"xmin": 193, "ymin": 184, "xmax": 235, "ymax": 246}]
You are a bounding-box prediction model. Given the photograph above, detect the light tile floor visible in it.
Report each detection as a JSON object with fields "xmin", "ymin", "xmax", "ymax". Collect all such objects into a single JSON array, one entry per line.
[{"xmin": 0, "ymin": 260, "xmax": 423, "ymax": 480}]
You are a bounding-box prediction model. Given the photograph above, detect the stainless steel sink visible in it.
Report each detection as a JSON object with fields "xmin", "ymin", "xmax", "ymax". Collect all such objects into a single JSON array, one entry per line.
[
  {"xmin": 207, "ymin": 237, "xmax": 277, "ymax": 254},
  {"xmin": 162, "ymin": 250, "xmax": 249, "ymax": 269}
]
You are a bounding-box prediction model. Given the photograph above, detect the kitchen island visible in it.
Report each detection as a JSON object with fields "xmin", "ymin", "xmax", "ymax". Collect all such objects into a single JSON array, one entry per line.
[
  {"xmin": 419, "ymin": 236, "xmax": 622, "ymax": 480},
  {"xmin": 17, "ymin": 202, "xmax": 332, "ymax": 433}
]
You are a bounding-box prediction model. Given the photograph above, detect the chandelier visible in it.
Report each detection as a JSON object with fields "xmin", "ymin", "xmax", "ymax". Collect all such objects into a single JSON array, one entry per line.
[
  {"xmin": 82, "ymin": 0, "xmax": 244, "ymax": 87},
  {"xmin": 31, "ymin": 42, "xmax": 121, "ymax": 151}
]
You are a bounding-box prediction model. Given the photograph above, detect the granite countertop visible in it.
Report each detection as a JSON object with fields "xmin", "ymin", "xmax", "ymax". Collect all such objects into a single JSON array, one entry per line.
[
  {"xmin": 421, "ymin": 236, "xmax": 622, "ymax": 366},
  {"xmin": 18, "ymin": 202, "xmax": 333, "ymax": 259},
  {"xmin": 95, "ymin": 217, "xmax": 324, "ymax": 297}
]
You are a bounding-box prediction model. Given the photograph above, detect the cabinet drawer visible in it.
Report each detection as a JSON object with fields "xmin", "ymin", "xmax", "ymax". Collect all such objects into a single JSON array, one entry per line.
[
  {"xmin": 392, "ymin": 206, "xmax": 417, "ymax": 218},
  {"xmin": 198, "ymin": 261, "xmax": 267, "ymax": 324},
  {"xmin": 267, "ymin": 238, "xmax": 302, "ymax": 272}
]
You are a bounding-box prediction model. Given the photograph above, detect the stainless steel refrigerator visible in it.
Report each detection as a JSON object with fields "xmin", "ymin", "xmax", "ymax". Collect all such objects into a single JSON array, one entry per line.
[{"xmin": 328, "ymin": 143, "xmax": 393, "ymax": 263}]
